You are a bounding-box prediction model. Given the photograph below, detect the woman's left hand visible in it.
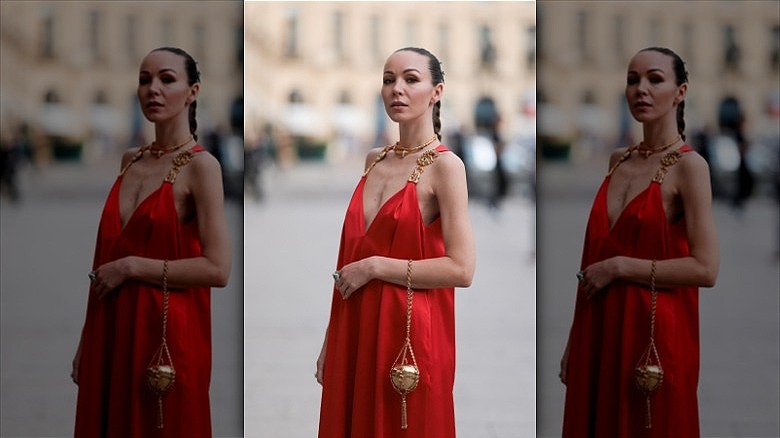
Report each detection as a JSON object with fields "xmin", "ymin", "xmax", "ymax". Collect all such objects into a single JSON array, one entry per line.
[
  {"xmin": 91, "ymin": 257, "xmax": 133, "ymax": 299},
  {"xmin": 334, "ymin": 257, "xmax": 375, "ymax": 300},
  {"xmin": 580, "ymin": 257, "xmax": 621, "ymax": 299}
]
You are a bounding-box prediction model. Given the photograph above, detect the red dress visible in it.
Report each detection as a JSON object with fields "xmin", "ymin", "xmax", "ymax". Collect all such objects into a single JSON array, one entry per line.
[
  {"xmin": 319, "ymin": 145, "xmax": 456, "ymax": 438},
  {"xmin": 563, "ymin": 145, "xmax": 700, "ymax": 437},
  {"xmin": 75, "ymin": 146, "xmax": 212, "ymax": 438}
]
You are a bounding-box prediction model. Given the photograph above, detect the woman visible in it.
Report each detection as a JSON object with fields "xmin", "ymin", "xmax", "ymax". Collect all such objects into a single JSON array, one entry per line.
[
  {"xmin": 72, "ymin": 47, "xmax": 231, "ymax": 437},
  {"xmin": 560, "ymin": 47, "xmax": 719, "ymax": 437},
  {"xmin": 317, "ymin": 47, "xmax": 476, "ymax": 437}
]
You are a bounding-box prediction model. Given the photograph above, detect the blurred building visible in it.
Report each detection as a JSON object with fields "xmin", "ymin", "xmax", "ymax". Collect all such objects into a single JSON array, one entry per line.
[
  {"xmin": 245, "ymin": 1, "xmax": 536, "ymax": 163},
  {"xmin": 0, "ymin": 1, "xmax": 243, "ymax": 164},
  {"xmin": 537, "ymin": 1, "xmax": 780, "ymax": 160}
]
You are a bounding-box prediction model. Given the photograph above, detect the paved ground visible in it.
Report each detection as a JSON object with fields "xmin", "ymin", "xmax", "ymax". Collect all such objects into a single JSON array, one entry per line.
[
  {"xmin": 3, "ymin": 151, "xmax": 775, "ymax": 438},
  {"xmin": 0, "ymin": 159, "xmax": 243, "ymax": 437},
  {"xmin": 536, "ymin": 156, "xmax": 780, "ymax": 438},
  {"xmin": 243, "ymin": 158, "xmax": 537, "ymax": 437}
]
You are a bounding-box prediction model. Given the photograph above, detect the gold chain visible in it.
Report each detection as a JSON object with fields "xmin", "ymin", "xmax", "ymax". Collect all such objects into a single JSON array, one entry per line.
[
  {"xmin": 392, "ymin": 135, "xmax": 437, "ymax": 158},
  {"xmin": 649, "ymin": 259, "xmax": 657, "ymax": 339},
  {"xmin": 162, "ymin": 260, "xmax": 169, "ymax": 341},
  {"xmin": 635, "ymin": 135, "xmax": 681, "ymax": 159},
  {"xmin": 148, "ymin": 135, "xmax": 193, "ymax": 159}
]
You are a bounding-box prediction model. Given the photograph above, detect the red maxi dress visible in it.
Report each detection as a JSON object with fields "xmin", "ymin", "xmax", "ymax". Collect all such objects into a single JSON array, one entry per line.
[
  {"xmin": 75, "ymin": 146, "xmax": 212, "ymax": 438},
  {"xmin": 563, "ymin": 145, "xmax": 700, "ymax": 437},
  {"xmin": 319, "ymin": 145, "xmax": 456, "ymax": 438}
]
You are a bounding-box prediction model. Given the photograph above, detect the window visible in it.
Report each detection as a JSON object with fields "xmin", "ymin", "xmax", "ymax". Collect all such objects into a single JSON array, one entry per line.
[
  {"xmin": 771, "ymin": 25, "xmax": 779, "ymax": 72},
  {"xmin": 526, "ymin": 24, "xmax": 536, "ymax": 71},
  {"xmin": 614, "ymin": 15, "xmax": 625, "ymax": 62},
  {"xmin": 284, "ymin": 7, "xmax": 299, "ymax": 59},
  {"xmin": 369, "ymin": 15, "xmax": 381, "ymax": 62},
  {"xmin": 723, "ymin": 25, "xmax": 740, "ymax": 71},
  {"xmin": 576, "ymin": 10, "xmax": 588, "ymax": 61},
  {"xmin": 438, "ymin": 23, "xmax": 450, "ymax": 65},
  {"xmin": 88, "ymin": 10, "xmax": 102, "ymax": 62},
  {"xmin": 126, "ymin": 15, "xmax": 138, "ymax": 62},
  {"xmin": 479, "ymin": 25, "xmax": 497, "ymax": 70},
  {"xmin": 333, "ymin": 10, "xmax": 345, "ymax": 61},
  {"xmin": 40, "ymin": 5, "xmax": 55, "ymax": 58}
]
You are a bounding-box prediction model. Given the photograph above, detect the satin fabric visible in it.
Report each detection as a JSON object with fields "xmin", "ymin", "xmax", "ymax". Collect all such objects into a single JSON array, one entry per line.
[
  {"xmin": 563, "ymin": 145, "xmax": 700, "ymax": 438},
  {"xmin": 75, "ymin": 146, "xmax": 212, "ymax": 438},
  {"xmin": 319, "ymin": 145, "xmax": 456, "ymax": 438}
]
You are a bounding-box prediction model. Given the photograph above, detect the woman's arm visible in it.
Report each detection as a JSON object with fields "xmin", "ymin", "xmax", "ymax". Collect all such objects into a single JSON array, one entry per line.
[
  {"xmin": 579, "ymin": 153, "xmax": 719, "ymax": 297},
  {"xmin": 335, "ymin": 153, "xmax": 476, "ymax": 298},
  {"xmin": 91, "ymin": 153, "xmax": 232, "ymax": 297}
]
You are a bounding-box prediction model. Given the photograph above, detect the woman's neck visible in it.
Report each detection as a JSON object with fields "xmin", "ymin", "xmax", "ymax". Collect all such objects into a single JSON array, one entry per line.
[
  {"xmin": 153, "ymin": 119, "xmax": 192, "ymax": 148},
  {"xmin": 397, "ymin": 124, "xmax": 437, "ymax": 149},
  {"xmin": 640, "ymin": 120, "xmax": 680, "ymax": 148}
]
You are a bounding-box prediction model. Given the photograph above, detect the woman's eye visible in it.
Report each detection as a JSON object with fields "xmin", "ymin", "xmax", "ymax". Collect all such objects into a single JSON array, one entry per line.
[
  {"xmin": 405, "ymin": 77, "xmax": 419, "ymax": 83},
  {"xmin": 139, "ymin": 77, "xmax": 150, "ymax": 85},
  {"xmin": 161, "ymin": 76, "xmax": 174, "ymax": 84},
  {"xmin": 626, "ymin": 77, "xmax": 638, "ymax": 85},
  {"xmin": 383, "ymin": 78, "xmax": 393, "ymax": 85},
  {"xmin": 649, "ymin": 77, "xmax": 663, "ymax": 84}
]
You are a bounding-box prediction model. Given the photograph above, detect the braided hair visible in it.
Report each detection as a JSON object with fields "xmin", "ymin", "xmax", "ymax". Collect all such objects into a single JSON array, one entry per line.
[
  {"xmin": 395, "ymin": 47, "xmax": 445, "ymax": 140},
  {"xmin": 639, "ymin": 47, "xmax": 689, "ymax": 141},
  {"xmin": 151, "ymin": 47, "xmax": 201, "ymax": 141}
]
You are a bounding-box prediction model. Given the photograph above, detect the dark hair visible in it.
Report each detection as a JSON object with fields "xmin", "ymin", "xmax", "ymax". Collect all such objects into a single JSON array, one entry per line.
[
  {"xmin": 639, "ymin": 47, "xmax": 688, "ymax": 141},
  {"xmin": 395, "ymin": 47, "xmax": 445, "ymax": 141},
  {"xmin": 151, "ymin": 47, "xmax": 201, "ymax": 141}
]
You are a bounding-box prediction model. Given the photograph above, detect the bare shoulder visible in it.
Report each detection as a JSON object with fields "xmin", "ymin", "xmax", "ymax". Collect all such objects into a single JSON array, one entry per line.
[
  {"xmin": 434, "ymin": 149, "xmax": 466, "ymax": 174},
  {"xmin": 120, "ymin": 147, "xmax": 141, "ymax": 170},
  {"xmin": 364, "ymin": 146, "xmax": 386, "ymax": 170},
  {"xmin": 677, "ymin": 148, "xmax": 710, "ymax": 180},
  {"xmin": 609, "ymin": 146, "xmax": 629, "ymax": 169},
  {"xmin": 189, "ymin": 148, "xmax": 223, "ymax": 177}
]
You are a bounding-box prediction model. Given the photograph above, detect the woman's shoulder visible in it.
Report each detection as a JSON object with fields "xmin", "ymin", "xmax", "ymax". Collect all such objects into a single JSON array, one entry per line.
[
  {"xmin": 676, "ymin": 145, "xmax": 710, "ymax": 177},
  {"xmin": 608, "ymin": 146, "xmax": 630, "ymax": 168},
  {"xmin": 119, "ymin": 146, "xmax": 142, "ymax": 170},
  {"xmin": 188, "ymin": 145, "xmax": 222, "ymax": 173}
]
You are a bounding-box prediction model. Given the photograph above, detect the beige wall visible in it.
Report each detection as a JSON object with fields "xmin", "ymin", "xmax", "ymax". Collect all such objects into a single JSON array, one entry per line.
[
  {"xmin": 0, "ymin": 1, "xmax": 242, "ymax": 157},
  {"xmin": 537, "ymin": 0, "xmax": 780, "ymax": 154},
  {"xmin": 245, "ymin": 1, "xmax": 536, "ymax": 157}
]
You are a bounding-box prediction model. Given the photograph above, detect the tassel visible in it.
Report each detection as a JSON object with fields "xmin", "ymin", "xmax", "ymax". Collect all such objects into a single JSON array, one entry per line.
[{"xmin": 401, "ymin": 395, "xmax": 408, "ymax": 429}]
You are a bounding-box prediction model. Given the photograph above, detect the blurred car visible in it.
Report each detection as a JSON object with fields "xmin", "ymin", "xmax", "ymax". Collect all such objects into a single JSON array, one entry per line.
[{"xmin": 460, "ymin": 133, "xmax": 535, "ymax": 200}]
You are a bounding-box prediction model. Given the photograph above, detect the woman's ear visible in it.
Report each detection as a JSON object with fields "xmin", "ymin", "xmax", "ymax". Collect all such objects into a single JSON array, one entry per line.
[
  {"xmin": 187, "ymin": 83, "xmax": 200, "ymax": 105},
  {"xmin": 674, "ymin": 83, "xmax": 688, "ymax": 105},
  {"xmin": 430, "ymin": 83, "xmax": 444, "ymax": 106}
]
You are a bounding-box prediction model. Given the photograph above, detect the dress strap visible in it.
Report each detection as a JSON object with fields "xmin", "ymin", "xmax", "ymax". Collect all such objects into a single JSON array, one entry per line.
[
  {"xmin": 165, "ymin": 147, "xmax": 200, "ymax": 184},
  {"xmin": 363, "ymin": 145, "xmax": 394, "ymax": 177},
  {"xmin": 607, "ymin": 147, "xmax": 633, "ymax": 176},
  {"xmin": 408, "ymin": 148, "xmax": 440, "ymax": 184},
  {"xmin": 119, "ymin": 147, "xmax": 146, "ymax": 176},
  {"xmin": 652, "ymin": 146, "xmax": 691, "ymax": 184}
]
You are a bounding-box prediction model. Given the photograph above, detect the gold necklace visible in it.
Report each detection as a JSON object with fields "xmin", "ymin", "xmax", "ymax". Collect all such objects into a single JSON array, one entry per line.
[
  {"xmin": 392, "ymin": 135, "xmax": 438, "ymax": 158},
  {"xmin": 635, "ymin": 135, "xmax": 681, "ymax": 159},
  {"xmin": 147, "ymin": 135, "xmax": 193, "ymax": 158}
]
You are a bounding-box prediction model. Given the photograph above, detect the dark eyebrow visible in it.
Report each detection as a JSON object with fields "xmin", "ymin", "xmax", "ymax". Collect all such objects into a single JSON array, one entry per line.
[
  {"xmin": 384, "ymin": 68, "xmax": 422, "ymax": 75},
  {"xmin": 628, "ymin": 68, "xmax": 666, "ymax": 75},
  {"xmin": 139, "ymin": 68, "xmax": 178, "ymax": 75}
]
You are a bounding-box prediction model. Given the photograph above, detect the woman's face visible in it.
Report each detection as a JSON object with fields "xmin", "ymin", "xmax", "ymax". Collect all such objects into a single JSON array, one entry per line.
[
  {"xmin": 381, "ymin": 50, "xmax": 442, "ymax": 125},
  {"xmin": 625, "ymin": 50, "xmax": 686, "ymax": 125},
  {"xmin": 137, "ymin": 50, "xmax": 198, "ymax": 125}
]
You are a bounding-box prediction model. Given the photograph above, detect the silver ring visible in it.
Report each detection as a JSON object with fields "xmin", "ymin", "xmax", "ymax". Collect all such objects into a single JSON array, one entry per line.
[
  {"xmin": 332, "ymin": 271, "xmax": 340, "ymax": 282},
  {"xmin": 88, "ymin": 271, "xmax": 97, "ymax": 282},
  {"xmin": 576, "ymin": 271, "xmax": 584, "ymax": 282}
]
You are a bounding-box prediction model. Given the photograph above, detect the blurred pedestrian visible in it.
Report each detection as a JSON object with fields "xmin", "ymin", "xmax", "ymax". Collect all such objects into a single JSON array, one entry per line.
[
  {"xmin": 560, "ymin": 47, "xmax": 719, "ymax": 437},
  {"xmin": 718, "ymin": 96, "xmax": 754, "ymax": 211},
  {"xmin": 72, "ymin": 47, "xmax": 231, "ymax": 437},
  {"xmin": 316, "ymin": 47, "xmax": 475, "ymax": 437}
]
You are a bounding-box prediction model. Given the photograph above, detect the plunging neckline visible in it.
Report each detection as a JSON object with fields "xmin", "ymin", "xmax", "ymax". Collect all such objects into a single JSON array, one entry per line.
[
  {"xmin": 117, "ymin": 176, "xmax": 167, "ymax": 232},
  {"xmin": 604, "ymin": 176, "xmax": 659, "ymax": 232},
  {"xmin": 359, "ymin": 177, "xmax": 408, "ymax": 234}
]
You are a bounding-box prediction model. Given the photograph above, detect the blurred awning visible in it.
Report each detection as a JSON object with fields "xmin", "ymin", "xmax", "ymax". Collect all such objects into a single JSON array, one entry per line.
[
  {"xmin": 284, "ymin": 102, "xmax": 324, "ymax": 137},
  {"xmin": 39, "ymin": 103, "xmax": 80, "ymax": 136}
]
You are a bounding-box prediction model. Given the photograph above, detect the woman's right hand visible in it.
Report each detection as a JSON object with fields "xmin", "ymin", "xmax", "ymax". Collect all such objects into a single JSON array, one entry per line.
[
  {"xmin": 71, "ymin": 341, "xmax": 82, "ymax": 385},
  {"xmin": 316, "ymin": 329, "xmax": 328, "ymax": 385},
  {"xmin": 559, "ymin": 340, "xmax": 570, "ymax": 385}
]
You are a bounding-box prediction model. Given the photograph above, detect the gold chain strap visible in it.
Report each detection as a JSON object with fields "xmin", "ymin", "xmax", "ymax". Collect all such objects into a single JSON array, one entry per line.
[
  {"xmin": 390, "ymin": 259, "xmax": 420, "ymax": 429},
  {"xmin": 635, "ymin": 259, "xmax": 663, "ymax": 429},
  {"xmin": 146, "ymin": 259, "xmax": 176, "ymax": 429}
]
